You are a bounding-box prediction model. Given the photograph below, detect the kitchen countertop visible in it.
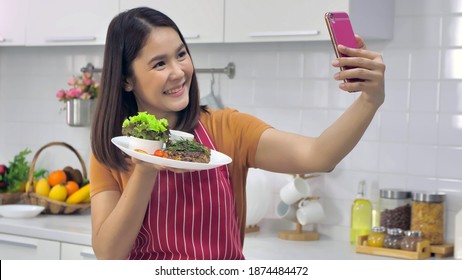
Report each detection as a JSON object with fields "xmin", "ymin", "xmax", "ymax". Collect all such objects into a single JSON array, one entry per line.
[
  {"xmin": 0, "ymin": 212, "xmax": 449, "ymax": 260},
  {"xmin": 243, "ymin": 219, "xmax": 394, "ymax": 260},
  {"xmin": 0, "ymin": 209, "xmax": 92, "ymax": 246}
]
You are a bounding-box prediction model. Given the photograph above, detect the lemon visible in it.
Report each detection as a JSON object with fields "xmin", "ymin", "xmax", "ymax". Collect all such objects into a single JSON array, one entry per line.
[
  {"xmin": 25, "ymin": 180, "xmax": 36, "ymax": 192},
  {"xmin": 48, "ymin": 184, "xmax": 67, "ymax": 201},
  {"xmin": 35, "ymin": 178, "xmax": 51, "ymax": 197}
]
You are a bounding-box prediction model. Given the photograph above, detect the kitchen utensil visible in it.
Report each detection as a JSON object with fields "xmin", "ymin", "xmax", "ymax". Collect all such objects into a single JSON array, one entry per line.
[
  {"xmin": 276, "ymin": 200, "xmax": 298, "ymax": 223},
  {"xmin": 0, "ymin": 205, "xmax": 45, "ymax": 218},
  {"xmin": 296, "ymin": 198, "xmax": 325, "ymax": 225},
  {"xmin": 279, "ymin": 176, "xmax": 312, "ymax": 205}
]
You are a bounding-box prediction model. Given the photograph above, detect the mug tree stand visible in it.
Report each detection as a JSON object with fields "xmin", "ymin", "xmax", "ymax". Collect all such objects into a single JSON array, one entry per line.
[{"xmin": 279, "ymin": 222, "xmax": 320, "ymax": 241}]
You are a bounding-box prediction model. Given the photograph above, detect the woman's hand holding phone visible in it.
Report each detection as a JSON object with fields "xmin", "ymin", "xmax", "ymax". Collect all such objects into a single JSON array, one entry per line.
[
  {"xmin": 325, "ymin": 12, "xmax": 385, "ymax": 106},
  {"xmin": 332, "ymin": 35, "xmax": 385, "ymax": 107}
]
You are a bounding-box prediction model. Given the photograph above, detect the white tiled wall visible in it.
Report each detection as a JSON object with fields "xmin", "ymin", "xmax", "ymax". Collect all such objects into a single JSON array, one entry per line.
[{"xmin": 1, "ymin": 0, "xmax": 461, "ymax": 242}]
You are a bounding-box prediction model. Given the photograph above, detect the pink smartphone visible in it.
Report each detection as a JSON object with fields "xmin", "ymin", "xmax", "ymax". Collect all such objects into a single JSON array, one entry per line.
[{"xmin": 325, "ymin": 12, "xmax": 362, "ymax": 83}]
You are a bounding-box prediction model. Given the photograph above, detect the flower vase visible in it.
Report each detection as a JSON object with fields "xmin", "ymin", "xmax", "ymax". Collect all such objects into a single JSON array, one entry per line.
[{"xmin": 66, "ymin": 99, "xmax": 95, "ymax": 127}]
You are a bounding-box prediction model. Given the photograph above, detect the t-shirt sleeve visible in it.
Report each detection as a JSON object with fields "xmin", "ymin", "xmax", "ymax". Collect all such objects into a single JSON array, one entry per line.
[
  {"xmin": 204, "ymin": 108, "xmax": 272, "ymax": 169},
  {"xmin": 227, "ymin": 109, "xmax": 272, "ymax": 168},
  {"xmin": 89, "ymin": 153, "xmax": 123, "ymax": 197}
]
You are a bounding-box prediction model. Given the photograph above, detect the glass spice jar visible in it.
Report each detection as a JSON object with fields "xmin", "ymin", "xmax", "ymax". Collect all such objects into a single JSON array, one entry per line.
[
  {"xmin": 383, "ymin": 228, "xmax": 403, "ymax": 249},
  {"xmin": 411, "ymin": 192, "xmax": 446, "ymax": 245},
  {"xmin": 400, "ymin": 230, "xmax": 422, "ymax": 251},
  {"xmin": 367, "ymin": 226, "xmax": 386, "ymax": 247},
  {"xmin": 379, "ymin": 189, "xmax": 412, "ymax": 230}
]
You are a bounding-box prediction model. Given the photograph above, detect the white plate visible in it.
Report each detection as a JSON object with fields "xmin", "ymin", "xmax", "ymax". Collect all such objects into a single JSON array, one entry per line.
[
  {"xmin": 0, "ymin": 205, "xmax": 45, "ymax": 218},
  {"xmin": 112, "ymin": 136, "xmax": 232, "ymax": 171}
]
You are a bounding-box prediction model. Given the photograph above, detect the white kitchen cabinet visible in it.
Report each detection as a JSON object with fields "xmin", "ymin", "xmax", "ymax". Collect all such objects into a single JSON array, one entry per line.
[
  {"xmin": 0, "ymin": 233, "xmax": 60, "ymax": 260},
  {"xmin": 0, "ymin": 0, "xmax": 27, "ymax": 46},
  {"xmin": 119, "ymin": 0, "xmax": 224, "ymax": 43},
  {"xmin": 0, "ymin": 233, "xmax": 96, "ymax": 260},
  {"xmin": 224, "ymin": 0, "xmax": 394, "ymax": 42},
  {"xmin": 61, "ymin": 243, "xmax": 96, "ymax": 260},
  {"xmin": 25, "ymin": 0, "xmax": 119, "ymax": 46}
]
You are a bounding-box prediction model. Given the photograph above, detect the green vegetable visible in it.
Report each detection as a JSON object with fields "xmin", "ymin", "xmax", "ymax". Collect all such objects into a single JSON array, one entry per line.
[
  {"xmin": 0, "ymin": 149, "xmax": 48, "ymax": 193},
  {"xmin": 122, "ymin": 112, "xmax": 170, "ymax": 142},
  {"xmin": 165, "ymin": 139, "xmax": 210, "ymax": 155},
  {"xmin": 3, "ymin": 148, "xmax": 31, "ymax": 192}
]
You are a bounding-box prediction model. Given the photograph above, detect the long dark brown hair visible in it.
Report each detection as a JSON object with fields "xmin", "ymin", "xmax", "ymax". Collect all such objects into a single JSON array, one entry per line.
[{"xmin": 91, "ymin": 7, "xmax": 205, "ymax": 171}]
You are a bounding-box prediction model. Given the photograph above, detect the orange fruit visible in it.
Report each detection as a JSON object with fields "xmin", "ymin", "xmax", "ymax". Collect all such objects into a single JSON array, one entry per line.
[
  {"xmin": 65, "ymin": 181, "xmax": 79, "ymax": 196},
  {"xmin": 48, "ymin": 170, "xmax": 67, "ymax": 187}
]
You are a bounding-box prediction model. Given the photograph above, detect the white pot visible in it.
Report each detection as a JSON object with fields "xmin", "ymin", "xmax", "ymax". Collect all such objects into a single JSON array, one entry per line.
[{"xmin": 128, "ymin": 137, "xmax": 163, "ymax": 154}]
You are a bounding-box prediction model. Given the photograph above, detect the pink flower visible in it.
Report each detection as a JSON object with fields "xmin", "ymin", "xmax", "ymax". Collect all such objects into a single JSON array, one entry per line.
[
  {"xmin": 56, "ymin": 72, "xmax": 99, "ymax": 103},
  {"xmin": 83, "ymin": 78, "xmax": 92, "ymax": 86},
  {"xmin": 67, "ymin": 77, "xmax": 77, "ymax": 86},
  {"xmin": 67, "ymin": 88, "xmax": 82, "ymax": 98},
  {"xmin": 56, "ymin": 89, "xmax": 66, "ymax": 99}
]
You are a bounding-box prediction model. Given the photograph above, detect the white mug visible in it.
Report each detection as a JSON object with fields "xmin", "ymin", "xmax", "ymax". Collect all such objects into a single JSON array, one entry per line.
[
  {"xmin": 296, "ymin": 199, "xmax": 325, "ymax": 225},
  {"xmin": 276, "ymin": 200, "xmax": 298, "ymax": 223},
  {"xmin": 279, "ymin": 177, "xmax": 312, "ymax": 205}
]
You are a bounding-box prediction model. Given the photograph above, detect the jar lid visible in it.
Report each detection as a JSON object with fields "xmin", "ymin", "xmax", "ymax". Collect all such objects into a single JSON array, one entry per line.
[
  {"xmin": 387, "ymin": 228, "xmax": 403, "ymax": 235},
  {"xmin": 404, "ymin": 230, "xmax": 421, "ymax": 237},
  {"xmin": 412, "ymin": 192, "xmax": 446, "ymax": 202},
  {"xmin": 379, "ymin": 189, "xmax": 412, "ymax": 199},
  {"xmin": 371, "ymin": 226, "xmax": 386, "ymax": 233}
]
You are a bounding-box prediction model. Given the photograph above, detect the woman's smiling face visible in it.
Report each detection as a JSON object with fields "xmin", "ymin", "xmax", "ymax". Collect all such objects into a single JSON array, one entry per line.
[{"xmin": 127, "ymin": 26, "xmax": 193, "ymax": 126}]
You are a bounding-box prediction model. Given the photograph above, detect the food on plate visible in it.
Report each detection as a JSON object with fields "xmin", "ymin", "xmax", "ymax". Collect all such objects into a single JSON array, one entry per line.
[
  {"xmin": 120, "ymin": 112, "xmax": 211, "ymax": 164},
  {"xmin": 122, "ymin": 112, "xmax": 170, "ymax": 142},
  {"xmin": 163, "ymin": 139, "xmax": 211, "ymax": 163},
  {"xmin": 152, "ymin": 149, "xmax": 170, "ymax": 158},
  {"xmin": 134, "ymin": 149, "xmax": 148, "ymax": 154}
]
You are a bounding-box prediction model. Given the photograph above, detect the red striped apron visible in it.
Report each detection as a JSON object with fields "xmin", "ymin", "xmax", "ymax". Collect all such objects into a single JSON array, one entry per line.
[{"xmin": 127, "ymin": 121, "xmax": 244, "ymax": 260}]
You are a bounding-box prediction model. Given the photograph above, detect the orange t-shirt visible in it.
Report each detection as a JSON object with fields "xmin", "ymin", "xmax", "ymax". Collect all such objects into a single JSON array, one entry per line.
[{"xmin": 89, "ymin": 108, "xmax": 272, "ymax": 245}]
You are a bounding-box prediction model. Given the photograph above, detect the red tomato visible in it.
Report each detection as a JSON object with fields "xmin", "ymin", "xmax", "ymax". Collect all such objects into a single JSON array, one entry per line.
[{"xmin": 153, "ymin": 149, "xmax": 164, "ymax": 157}]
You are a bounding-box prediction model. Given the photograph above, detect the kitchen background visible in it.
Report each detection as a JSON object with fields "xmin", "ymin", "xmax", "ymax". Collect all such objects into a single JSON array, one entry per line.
[{"xmin": 1, "ymin": 0, "xmax": 461, "ymax": 243}]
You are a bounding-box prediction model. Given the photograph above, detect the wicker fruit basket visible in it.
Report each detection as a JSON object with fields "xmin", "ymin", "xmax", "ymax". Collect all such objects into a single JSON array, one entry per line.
[
  {"xmin": 22, "ymin": 142, "xmax": 91, "ymax": 214},
  {"xmin": 0, "ymin": 192, "xmax": 23, "ymax": 205}
]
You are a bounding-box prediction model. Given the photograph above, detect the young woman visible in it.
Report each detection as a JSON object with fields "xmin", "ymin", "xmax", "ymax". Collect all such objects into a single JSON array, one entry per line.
[{"xmin": 90, "ymin": 7, "xmax": 385, "ymax": 260}]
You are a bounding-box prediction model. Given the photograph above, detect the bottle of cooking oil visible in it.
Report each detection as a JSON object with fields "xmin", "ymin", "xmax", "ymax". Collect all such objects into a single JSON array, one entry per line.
[{"xmin": 350, "ymin": 180, "xmax": 372, "ymax": 245}]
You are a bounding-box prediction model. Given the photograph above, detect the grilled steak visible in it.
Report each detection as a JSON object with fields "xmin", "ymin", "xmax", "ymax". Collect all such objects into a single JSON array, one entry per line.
[{"xmin": 164, "ymin": 139, "xmax": 211, "ymax": 163}]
